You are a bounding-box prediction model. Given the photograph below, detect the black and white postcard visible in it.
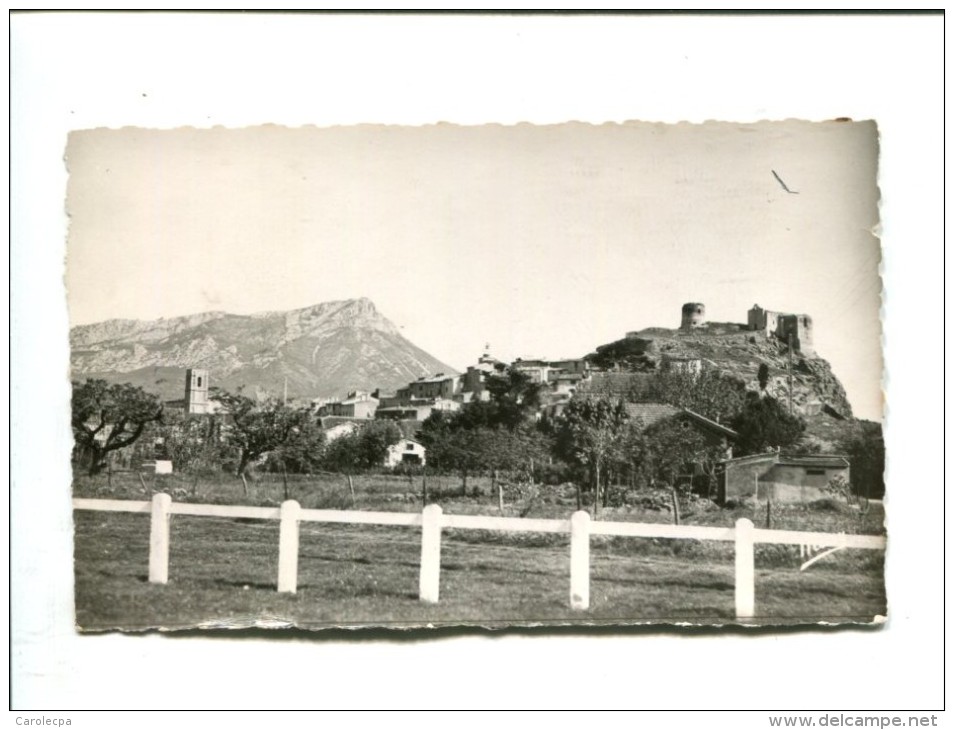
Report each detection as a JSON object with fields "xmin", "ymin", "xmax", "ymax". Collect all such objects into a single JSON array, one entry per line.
[{"xmin": 66, "ymin": 120, "xmax": 885, "ymax": 630}]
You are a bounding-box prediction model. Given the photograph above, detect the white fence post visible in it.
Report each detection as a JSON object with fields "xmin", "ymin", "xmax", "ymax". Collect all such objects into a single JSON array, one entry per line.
[
  {"xmin": 148, "ymin": 492, "xmax": 172, "ymax": 584},
  {"xmin": 278, "ymin": 500, "xmax": 301, "ymax": 593},
  {"xmin": 419, "ymin": 504, "xmax": 443, "ymax": 603},
  {"xmin": 570, "ymin": 510, "xmax": 590, "ymax": 610},
  {"xmin": 735, "ymin": 518, "xmax": 755, "ymax": 620}
]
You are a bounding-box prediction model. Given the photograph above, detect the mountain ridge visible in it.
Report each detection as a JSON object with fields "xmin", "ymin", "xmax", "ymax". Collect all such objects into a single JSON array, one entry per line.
[{"xmin": 70, "ymin": 298, "xmax": 456, "ymax": 402}]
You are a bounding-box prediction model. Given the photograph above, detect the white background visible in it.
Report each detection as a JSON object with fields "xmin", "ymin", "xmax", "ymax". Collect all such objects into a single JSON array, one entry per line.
[{"xmin": 9, "ymin": 12, "xmax": 946, "ymax": 718}]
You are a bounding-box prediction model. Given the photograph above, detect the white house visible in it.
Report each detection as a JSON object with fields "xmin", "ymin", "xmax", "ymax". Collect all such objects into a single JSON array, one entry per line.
[{"xmin": 384, "ymin": 438, "xmax": 426, "ymax": 468}]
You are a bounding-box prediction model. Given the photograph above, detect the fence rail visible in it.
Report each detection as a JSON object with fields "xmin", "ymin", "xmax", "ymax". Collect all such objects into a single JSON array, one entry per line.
[{"xmin": 73, "ymin": 494, "xmax": 886, "ymax": 620}]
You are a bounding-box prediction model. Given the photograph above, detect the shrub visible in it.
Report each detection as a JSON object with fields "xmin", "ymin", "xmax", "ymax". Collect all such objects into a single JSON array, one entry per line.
[
  {"xmin": 808, "ymin": 497, "xmax": 844, "ymax": 513},
  {"xmin": 535, "ymin": 461, "xmax": 572, "ymax": 485}
]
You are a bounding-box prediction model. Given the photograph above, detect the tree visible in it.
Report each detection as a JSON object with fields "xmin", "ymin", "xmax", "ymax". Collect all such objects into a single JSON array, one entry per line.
[
  {"xmin": 417, "ymin": 412, "xmax": 486, "ymax": 494},
  {"xmin": 418, "ymin": 409, "xmax": 554, "ymax": 497},
  {"xmin": 644, "ymin": 367, "xmax": 747, "ymax": 424},
  {"xmin": 643, "ymin": 418, "xmax": 725, "ymax": 523},
  {"xmin": 471, "ymin": 425, "xmax": 553, "ymax": 504},
  {"xmin": 321, "ymin": 431, "xmax": 363, "ymax": 473},
  {"xmin": 354, "ymin": 420, "xmax": 403, "ymax": 469},
  {"xmin": 822, "ymin": 474, "xmax": 854, "ymax": 506},
  {"xmin": 211, "ymin": 389, "xmax": 321, "ymax": 478},
  {"xmin": 730, "ymin": 392, "xmax": 805, "ymax": 456},
  {"xmin": 483, "ymin": 367, "xmax": 546, "ymax": 430},
  {"xmin": 265, "ymin": 415, "xmax": 326, "ymax": 475},
  {"xmin": 142, "ymin": 410, "xmax": 228, "ymax": 476},
  {"xmin": 320, "ymin": 420, "xmax": 402, "ymax": 472},
  {"xmin": 644, "ymin": 420, "xmax": 706, "ymax": 488},
  {"xmin": 72, "ymin": 379, "xmax": 164, "ymax": 475},
  {"xmin": 554, "ymin": 396, "xmax": 630, "ymax": 515},
  {"xmin": 757, "ymin": 363, "xmax": 770, "ymax": 393},
  {"xmin": 837, "ymin": 422, "xmax": 885, "ymax": 500},
  {"xmin": 615, "ymin": 419, "xmax": 648, "ymax": 494}
]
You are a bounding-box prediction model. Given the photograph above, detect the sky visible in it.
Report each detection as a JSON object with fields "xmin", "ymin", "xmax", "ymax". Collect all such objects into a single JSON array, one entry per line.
[{"xmin": 66, "ymin": 121, "xmax": 883, "ymax": 420}]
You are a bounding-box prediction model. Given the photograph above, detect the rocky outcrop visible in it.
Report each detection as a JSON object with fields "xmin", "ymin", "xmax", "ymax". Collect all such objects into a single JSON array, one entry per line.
[{"xmin": 586, "ymin": 327, "xmax": 853, "ymax": 419}]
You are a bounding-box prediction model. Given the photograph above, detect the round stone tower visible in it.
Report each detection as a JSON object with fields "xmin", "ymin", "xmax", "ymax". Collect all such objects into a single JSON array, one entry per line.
[{"xmin": 680, "ymin": 302, "xmax": 706, "ymax": 330}]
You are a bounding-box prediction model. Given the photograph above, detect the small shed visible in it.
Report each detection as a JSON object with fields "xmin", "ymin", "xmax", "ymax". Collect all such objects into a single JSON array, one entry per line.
[
  {"xmin": 721, "ymin": 452, "xmax": 850, "ymax": 503},
  {"xmin": 385, "ymin": 438, "xmax": 426, "ymax": 468}
]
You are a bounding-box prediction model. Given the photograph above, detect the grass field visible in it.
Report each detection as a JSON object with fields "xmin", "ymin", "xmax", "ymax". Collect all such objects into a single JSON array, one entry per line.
[{"xmin": 73, "ymin": 474, "xmax": 887, "ymax": 630}]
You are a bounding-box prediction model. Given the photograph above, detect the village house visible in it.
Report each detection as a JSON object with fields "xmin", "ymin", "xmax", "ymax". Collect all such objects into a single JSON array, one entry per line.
[
  {"xmin": 511, "ymin": 358, "xmax": 554, "ymax": 384},
  {"xmin": 373, "ymin": 370, "xmax": 469, "ymax": 416},
  {"xmin": 549, "ymin": 372, "xmax": 585, "ymax": 396},
  {"xmin": 720, "ymin": 452, "xmax": 850, "ymax": 503},
  {"xmin": 407, "ymin": 373, "xmax": 459, "ymax": 400},
  {"xmin": 511, "ymin": 357, "xmax": 592, "ymax": 388},
  {"xmin": 457, "ymin": 348, "xmax": 505, "ymax": 403},
  {"xmin": 384, "ymin": 438, "xmax": 426, "ymax": 468},
  {"xmin": 382, "ymin": 350, "xmax": 591, "ymax": 414},
  {"xmin": 624, "ymin": 402, "xmax": 737, "ymax": 452},
  {"xmin": 371, "ymin": 389, "xmax": 403, "ymax": 409},
  {"xmin": 375, "ymin": 405, "xmax": 423, "ymax": 421},
  {"xmin": 316, "ymin": 390, "xmax": 378, "ymax": 419},
  {"xmin": 624, "ymin": 402, "xmax": 737, "ymax": 493},
  {"xmin": 375, "ymin": 397, "xmax": 459, "ymax": 422}
]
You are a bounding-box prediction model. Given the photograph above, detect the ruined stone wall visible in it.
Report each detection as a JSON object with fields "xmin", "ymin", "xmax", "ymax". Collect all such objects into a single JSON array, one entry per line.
[
  {"xmin": 749, "ymin": 304, "xmax": 814, "ymax": 356},
  {"xmin": 748, "ymin": 305, "xmax": 781, "ymax": 336},
  {"xmin": 777, "ymin": 314, "xmax": 815, "ymax": 357}
]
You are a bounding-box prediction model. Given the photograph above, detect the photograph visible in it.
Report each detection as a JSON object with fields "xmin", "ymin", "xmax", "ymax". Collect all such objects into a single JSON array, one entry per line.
[
  {"xmin": 13, "ymin": 11, "xmax": 942, "ymax": 715},
  {"xmin": 66, "ymin": 120, "xmax": 886, "ymax": 631}
]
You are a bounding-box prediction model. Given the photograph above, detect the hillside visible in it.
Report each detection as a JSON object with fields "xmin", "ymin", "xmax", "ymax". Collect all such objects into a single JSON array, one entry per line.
[
  {"xmin": 588, "ymin": 325, "xmax": 852, "ymax": 419},
  {"xmin": 70, "ymin": 298, "xmax": 456, "ymax": 401}
]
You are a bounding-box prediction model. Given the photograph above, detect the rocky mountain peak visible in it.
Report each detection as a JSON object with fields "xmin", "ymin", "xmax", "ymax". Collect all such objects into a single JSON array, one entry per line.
[
  {"xmin": 278, "ymin": 297, "xmax": 400, "ymax": 339},
  {"xmin": 70, "ymin": 298, "xmax": 453, "ymax": 401}
]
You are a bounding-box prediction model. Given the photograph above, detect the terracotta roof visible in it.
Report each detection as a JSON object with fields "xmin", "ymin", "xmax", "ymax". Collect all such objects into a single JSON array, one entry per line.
[
  {"xmin": 681, "ymin": 409, "xmax": 738, "ymax": 438},
  {"xmin": 624, "ymin": 403, "xmax": 738, "ymax": 438}
]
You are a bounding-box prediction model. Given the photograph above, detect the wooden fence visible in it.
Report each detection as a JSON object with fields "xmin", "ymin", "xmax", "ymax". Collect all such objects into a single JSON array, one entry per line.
[{"xmin": 72, "ymin": 494, "xmax": 887, "ymax": 619}]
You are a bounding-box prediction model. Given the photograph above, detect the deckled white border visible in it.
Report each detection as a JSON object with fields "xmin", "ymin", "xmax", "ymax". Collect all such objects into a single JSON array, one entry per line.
[{"xmin": 10, "ymin": 13, "xmax": 943, "ymax": 713}]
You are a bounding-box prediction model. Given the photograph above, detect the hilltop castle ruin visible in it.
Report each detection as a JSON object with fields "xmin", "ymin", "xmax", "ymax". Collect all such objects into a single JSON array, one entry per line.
[
  {"xmin": 680, "ymin": 302, "xmax": 706, "ymax": 330},
  {"xmin": 675, "ymin": 302, "xmax": 815, "ymax": 356},
  {"xmin": 746, "ymin": 304, "xmax": 814, "ymax": 357}
]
